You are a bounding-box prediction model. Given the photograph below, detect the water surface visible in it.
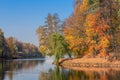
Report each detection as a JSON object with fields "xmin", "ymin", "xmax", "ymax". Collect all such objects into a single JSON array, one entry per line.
[{"xmin": 0, "ymin": 58, "xmax": 120, "ymax": 80}]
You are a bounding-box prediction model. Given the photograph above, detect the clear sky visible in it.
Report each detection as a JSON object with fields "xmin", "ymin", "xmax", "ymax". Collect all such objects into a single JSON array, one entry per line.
[{"xmin": 0, "ymin": 0, "xmax": 74, "ymax": 46}]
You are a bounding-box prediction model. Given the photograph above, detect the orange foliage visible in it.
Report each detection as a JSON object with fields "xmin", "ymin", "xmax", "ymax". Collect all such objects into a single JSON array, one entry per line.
[
  {"xmin": 85, "ymin": 13, "xmax": 110, "ymax": 57},
  {"xmin": 64, "ymin": 0, "xmax": 89, "ymax": 57},
  {"xmin": 64, "ymin": 0, "xmax": 111, "ymax": 57}
]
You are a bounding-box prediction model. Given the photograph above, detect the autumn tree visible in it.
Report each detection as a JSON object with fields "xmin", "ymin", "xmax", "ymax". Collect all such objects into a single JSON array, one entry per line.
[
  {"xmin": 86, "ymin": 0, "xmax": 120, "ymax": 56},
  {"xmin": 36, "ymin": 26, "xmax": 49, "ymax": 55},
  {"xmin": 45, "ymin": 13, "xmax": 61, "ymax": 34},
  {"xmin": 15, "ymin": 40, "xmax": 23, "ymax": 52},
  {"xmin": 36, "ymin": 0, "xmax": 120, "ymax": 59},
  {"xmin": 85, "ymin": 13, "xmax": 110, "ymax": 57},
  {"xmin": 64, "ymin": 0, "xmax": 115, "ymax": 58},
  {"xmin": 95, "ymin": 0, "xmax": 120, "ymax": 54},
  {"xmin": 6, "ymin": 37, "xmax": 18, "ymax": 58},
  {"xmin": 64, "ymin": 0, "xmax": 89, "ymax": 57},
  {"xmin": 0, "ymin": 28, "xmax": 41, "ymax": 59},
  {"xmin": 13, "ymin": 39, "xmax": 41, "ymax": 58},
  {"xmin": 36, "ymin": 13, "xmax": 62, "ymax": 55},
  {"xmin": 45, "ymin": 13, "xmax": 61, "ymax": 33}
]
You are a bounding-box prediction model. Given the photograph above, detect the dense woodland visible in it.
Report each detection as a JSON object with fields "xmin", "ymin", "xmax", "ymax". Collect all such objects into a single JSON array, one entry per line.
[
  {"xmin": 36, "ymin": 0, "xmax": 120, "ymax": 63},
  {"xmin": 0, "ymin": 29, "xmax": 42, "ymax": 59}
]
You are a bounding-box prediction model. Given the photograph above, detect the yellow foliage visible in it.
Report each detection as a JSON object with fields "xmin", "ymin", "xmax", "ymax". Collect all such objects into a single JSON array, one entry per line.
[
  {"xmin": 39, "ymin": 46, "xmax": 48, "ymax": 54},
  {"xmin": 64, "ymin": 0, "xmax": 111, "ymax": 57},
  {"xmin": 100, "ymin": 36, "xmax": 110, "ymax": 48},
  {"xmin": 85, "ymin": 13, "xmax": 110, "ymax": 56}
]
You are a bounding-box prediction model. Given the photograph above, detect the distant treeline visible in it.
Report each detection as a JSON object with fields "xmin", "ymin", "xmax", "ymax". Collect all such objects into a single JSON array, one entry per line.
[{"xmin": 0, "ymin": 29, "xmax": 42, "ymax": 59}]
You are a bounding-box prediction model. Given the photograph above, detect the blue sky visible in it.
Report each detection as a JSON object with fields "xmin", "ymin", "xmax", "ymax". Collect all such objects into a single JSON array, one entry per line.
[{"xmin": 0, "ymin": 0, "xmax": 74, "ymax": 46}]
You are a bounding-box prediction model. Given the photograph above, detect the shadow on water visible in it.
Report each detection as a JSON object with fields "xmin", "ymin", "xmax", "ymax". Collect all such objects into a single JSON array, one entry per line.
[{"xmin": 0, "ymin": 58, "xmax": 120, "ymax": 80}]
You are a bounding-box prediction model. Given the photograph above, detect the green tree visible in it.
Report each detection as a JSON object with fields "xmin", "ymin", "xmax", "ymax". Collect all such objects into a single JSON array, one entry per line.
[
  {"xmin": 0, "ymin": 29, "xmax": 5, "ymax": 58},
  {"xmin": 50, "ymin": 33, "xmax": 69, "ymax": 64},
  {"xmin": 0, "ymin": 29, "xmax": 10, "ymax": 59}
]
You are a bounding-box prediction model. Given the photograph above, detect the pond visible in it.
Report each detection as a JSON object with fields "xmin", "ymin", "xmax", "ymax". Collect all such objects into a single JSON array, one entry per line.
[{"xmin": 0, "ymin": 57, "xmax": 120, "ymax": 80}]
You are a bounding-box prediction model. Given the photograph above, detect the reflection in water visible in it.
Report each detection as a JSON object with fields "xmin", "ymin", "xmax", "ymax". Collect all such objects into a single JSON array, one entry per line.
[
  {"xmin": 0, "ymin": 62, "xmax": 4, "ymax": 80},
  {"xmin": 39, "ymin": 67, "xmax": 120, "ymax": 80},
  {"xmin": 0, "ymin": 59, "xmax": 120, "ymax": 80},
  {"xmin": 0, "ymin": 59, "xmax": 45, "ymax": 80}
]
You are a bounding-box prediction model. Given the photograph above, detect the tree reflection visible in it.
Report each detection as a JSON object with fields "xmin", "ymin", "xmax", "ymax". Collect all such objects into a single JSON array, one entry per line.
[
  {"xmin": 1, "ymin": 60, "xmax": 120, "ymax": 80},
  {"xmin": 39, "ymin": 66, "xmax": 68, "ymax": 80},
  {"xmin": 0, "ymin": 59, "xmax": 45, "ymax": 80},
  {"xmin": 39, "ymin": 66, "xmax": 120, "ymax": 80},
  {"xmin": 0, "ymin": 62, "xmax": 4, "ymax": 80}
]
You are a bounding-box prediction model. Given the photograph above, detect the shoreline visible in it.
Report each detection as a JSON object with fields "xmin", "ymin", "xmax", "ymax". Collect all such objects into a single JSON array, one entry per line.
[{"xmin": 59, "ymin": 58, "xmax": 120, "ymax": 70}]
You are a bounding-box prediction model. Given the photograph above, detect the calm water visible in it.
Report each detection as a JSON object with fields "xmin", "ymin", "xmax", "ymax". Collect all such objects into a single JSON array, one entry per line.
[{"xmin": 0, "ymin": 58, "xmax": 120, "ymax": 80}]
